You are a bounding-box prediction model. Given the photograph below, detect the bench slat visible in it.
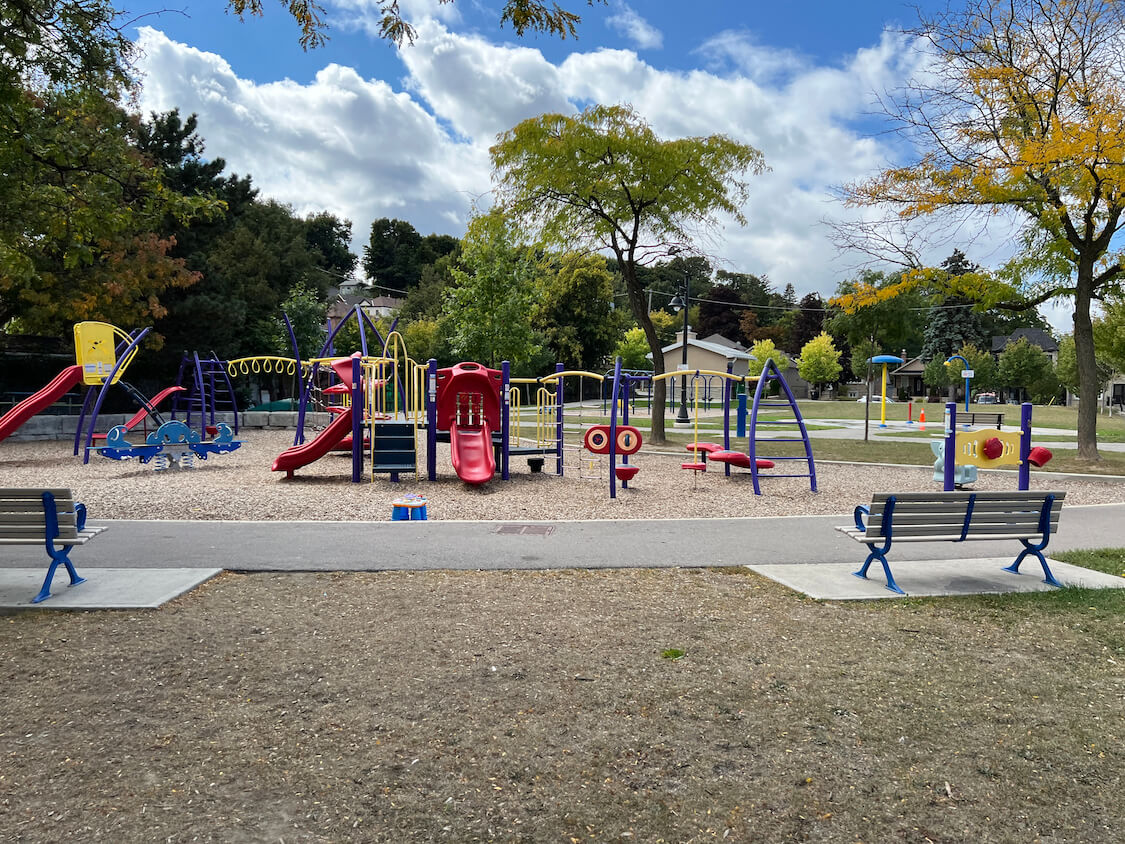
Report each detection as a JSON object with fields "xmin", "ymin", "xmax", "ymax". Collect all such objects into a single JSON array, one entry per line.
[
  {"xmin": 868, "ymin": 491, "xmax": 1065, "ymax": 504},
  {"xmin": 861, "ymin": 522, "xmax": 1058, "ymax": 538},
  {"xmin": 836, "ymin": 526, "xmax": 1046, "ymax": 543},
  {"xmin": 0, "ymin": 511, "xmax": 80, "ymax": 525},
  {"xmin": 0, "ymin": 488, "xmax": 75, "ymax": 499},
  {"xmin": 866, "ymin": 503, "xmax": 1063, "ymax": 521},
  {"xmin": 0, "ymin": 528, "xmax": 102, "ymax": 546},
  {"xmin": 866, "ymin": 508, "xmax": 1062, "ymax": 526}
]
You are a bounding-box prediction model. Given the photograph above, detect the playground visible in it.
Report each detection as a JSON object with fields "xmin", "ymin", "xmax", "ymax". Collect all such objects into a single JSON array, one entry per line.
[{"xmin": 3, "ymin": 321, "xmax": 1125, "ymax": 841}]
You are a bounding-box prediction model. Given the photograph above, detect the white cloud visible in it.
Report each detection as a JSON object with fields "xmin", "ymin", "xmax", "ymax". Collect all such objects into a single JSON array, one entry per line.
[
  {"xmin": 605, "ymin": 3, "xmax": 663, "ymax": 50},
  {"xmin": 134, "ymin": 26, "xmax": 487, "ymax": 250},
  {"xmin": 328, "ymin": 0, "xmax": 461, "ymax": 39},
  {"xmin": 133, "ymin": 19, "xmax": 1034, "ymax": 317}
]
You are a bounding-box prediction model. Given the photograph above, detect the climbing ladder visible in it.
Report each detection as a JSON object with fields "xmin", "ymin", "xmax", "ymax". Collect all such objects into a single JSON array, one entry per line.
[
  {"xmin": 747, "ymin": 358, "xmax": 817, "ymax": 496},
  {"xmin": 173, "ymin": 352, "xmax": 240, "ymax": 435},
  {"xmin": 370, "ymin": 419, "xmax": 417, "ymax": 482}
]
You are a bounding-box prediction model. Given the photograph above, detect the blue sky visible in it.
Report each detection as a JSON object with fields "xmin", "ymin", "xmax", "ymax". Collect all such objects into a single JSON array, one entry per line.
[{"xmin": 127, "ymin": 0, "xmax": 1068, "ymax": 329}]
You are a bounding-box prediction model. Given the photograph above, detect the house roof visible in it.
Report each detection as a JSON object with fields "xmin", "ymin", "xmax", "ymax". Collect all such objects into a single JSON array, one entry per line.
[
  {"xmin": 992, "ymin": 327, "xmax": 1058, "ymax": 353},
  {"xmin": 891, "ymin": 356, "xmax": 926, "ymax": 375},
  {"xmin": 698, "ymin": 333, "xmax": 749, "ymax": 353},
  {"xmin": 656, "ymin": 337, "xmax": 754, "ymax": 361}
]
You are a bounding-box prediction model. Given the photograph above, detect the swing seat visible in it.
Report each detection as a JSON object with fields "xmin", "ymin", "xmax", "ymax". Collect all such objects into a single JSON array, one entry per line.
[{"xmin": 681, "ymin": 461, "xmax": 707, "ymax": 472}]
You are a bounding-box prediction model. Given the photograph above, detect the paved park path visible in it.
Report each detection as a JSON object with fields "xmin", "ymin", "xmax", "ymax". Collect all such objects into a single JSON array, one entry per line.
[{"xmin": 2, "ymin": 503, "xmax": 1122, "ymax": 573}]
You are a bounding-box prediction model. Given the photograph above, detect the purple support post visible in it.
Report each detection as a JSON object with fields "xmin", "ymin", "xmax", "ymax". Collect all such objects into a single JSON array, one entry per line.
[
  {"xmin": 501, "ymin": 360, "xmax": 511, "ymax": 481},
  {"xmin": 80, "ymin": 327, "xmax": 150, "ymax": 464},
  {"xmin": 555, "ymin": 362, "xmax": 565, "ymax": 476},
  {"xmin": 1019, "ymin": 402, "xmax": 1032, "ymax": 491},
  {"xmin": 609, "ymin": 357, "xmax": 622, "ymax": 499},
  {"xmin": 351, "ymin": 355, "xmax": 363, "ymax": 483},
  {"xmin": 620, "ymin": 374, "xmax": 631, "ymax": 488},
  {"xmin": 944, "ymin": 402, "xmax": 956, "ymax": 492},
  {"xmin": 427, "ymin": 359, "xmax": 438, "ymax": 481},
  {"xmin": 724, "ymin": 361, "xmax": 734, "ymax": 478}
]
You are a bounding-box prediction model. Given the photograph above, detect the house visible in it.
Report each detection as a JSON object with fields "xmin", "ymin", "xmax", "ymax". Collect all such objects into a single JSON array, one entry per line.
[
  {"xmin": 327, "ymin": 293, "xmax": 404, "ymax": 330},
  {"xmin": 655, "ymin": 328, "xmax": 753, "ymax": 378},
  {"xmin": 888, "ymin": 354, "xmax": 927, "ymax": 399},
  {"xmin": 991, "ymin": 327, "xmax": 1059, "ymax": 363},
  {"xmin": 652, "ymin": 329, "xmax": 812, "ymax": 399}
]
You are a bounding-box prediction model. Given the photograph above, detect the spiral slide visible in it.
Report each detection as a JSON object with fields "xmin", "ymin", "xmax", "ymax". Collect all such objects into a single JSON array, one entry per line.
[
  {"xmin": 271, "ymin": 408, "xmax": 356, "ymax": 476},
  {"xmin": 450, "ymin": 422, "xmax": 496, "ymax": 485},
  {"xmin": 0, "ymin": 365, "xmax": 84, "ymax": 444}
]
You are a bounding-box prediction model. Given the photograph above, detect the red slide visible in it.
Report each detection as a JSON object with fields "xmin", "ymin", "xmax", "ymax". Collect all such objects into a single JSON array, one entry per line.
[
  {"xmin": 92, "ymin": 385, "xmax": 186, "ymax": 440},
  {"xmin": 0, "ymin": 365, "xmax": 84, "ymax": 444},
  {"xmin": 271, "ymin": 408, "xmax": 356, "ymax": 476},
  {"xmin": 450, "ymin": 422, "xmax": 496, "ymax": 485}
]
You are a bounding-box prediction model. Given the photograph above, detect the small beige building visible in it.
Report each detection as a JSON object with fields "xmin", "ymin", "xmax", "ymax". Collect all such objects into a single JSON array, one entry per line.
[{"xmin": 656, "ymin": 329, "xmax": 753, "ymax": 377}]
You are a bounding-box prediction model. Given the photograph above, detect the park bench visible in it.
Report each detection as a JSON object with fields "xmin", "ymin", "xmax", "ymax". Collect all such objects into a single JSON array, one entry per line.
[
  {"xmin": 835, "ymin": 490, "xmax": 1065, "ymax": 595},
  {"xmin": 0, "ymin": 488, "xmax": 106, "ymax": 603},
  {"xmin": 961, "ymin": 411, "xmax": 1004, "ymax": 429}
]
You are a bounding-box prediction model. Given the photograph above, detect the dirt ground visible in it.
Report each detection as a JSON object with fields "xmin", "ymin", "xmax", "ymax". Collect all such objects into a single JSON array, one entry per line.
[{"xmin": 2, "ymin": 568, "xmax": 1122, "ymax": 843}]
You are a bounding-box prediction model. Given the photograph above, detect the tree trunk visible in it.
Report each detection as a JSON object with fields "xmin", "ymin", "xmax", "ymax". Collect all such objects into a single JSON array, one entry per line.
[
  {"xmin": 1073, "ymin": 264, "xmax": 1101, "ymax": 461},
  {"xmin": 620, "ymin": 260, "xmax": 667, "ymax": 443}
]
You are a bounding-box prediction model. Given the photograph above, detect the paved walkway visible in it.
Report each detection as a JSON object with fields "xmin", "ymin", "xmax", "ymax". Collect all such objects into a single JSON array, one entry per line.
[{"xmin": 3, "ymin": 503, "xmax": 1123, "ymax": 573}]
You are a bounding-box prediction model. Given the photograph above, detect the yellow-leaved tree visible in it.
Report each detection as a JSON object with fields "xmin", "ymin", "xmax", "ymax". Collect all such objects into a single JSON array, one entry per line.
[{"xmin": 835, "ymin": 0, "xmax": 1125, "ymax": 460}]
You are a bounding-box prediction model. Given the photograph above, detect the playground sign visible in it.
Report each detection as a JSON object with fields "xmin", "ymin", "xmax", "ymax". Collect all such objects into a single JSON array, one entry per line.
[{"xmin": 961, "ymin": 369, "xmax": 974, "ymax": 378}]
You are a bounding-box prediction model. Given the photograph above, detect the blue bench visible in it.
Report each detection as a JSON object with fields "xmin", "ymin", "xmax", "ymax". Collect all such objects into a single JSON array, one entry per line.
[
  {"xmin": 835, "ymin": 490, "xmax": 1065, "ymax": 594},
  {"xmin": 0, "ymin": 489, "xmax": 107, "ymax": 603}
]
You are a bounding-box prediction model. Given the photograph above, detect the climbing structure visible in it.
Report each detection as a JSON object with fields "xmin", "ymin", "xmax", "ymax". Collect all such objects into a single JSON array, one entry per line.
[
  {"xmin": 172, "ymin": 352, "xmax": 240, "ymax": 436},
  {"xmin": 747, "ymin": 358, "xmax": 817, "ymax": 495}
]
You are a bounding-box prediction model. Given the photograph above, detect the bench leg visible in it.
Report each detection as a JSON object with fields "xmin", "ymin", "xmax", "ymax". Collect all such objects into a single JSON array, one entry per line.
[
  {"xmin": 32, "ymin": 546, "xmax": 86, "ymax": 604},
  {"xmin": 854, "ymin": 547, "xmax": 905, "ymax": 595},
  {"xmin": 1003, "ymin": 542, "xmax": 1062, "ymax": 588}
]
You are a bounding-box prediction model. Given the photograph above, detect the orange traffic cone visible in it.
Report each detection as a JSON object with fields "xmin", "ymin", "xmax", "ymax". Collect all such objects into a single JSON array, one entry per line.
[{"xmin": 919, "ymin": 409, "xmax": 926, "ymax": 431}]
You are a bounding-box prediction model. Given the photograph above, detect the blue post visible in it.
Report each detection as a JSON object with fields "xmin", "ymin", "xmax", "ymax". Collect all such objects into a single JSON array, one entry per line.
[
  {"xmin": 737, "ymin": 393, "xmax": 747, "ymax": 438},
  {"xmin": 501, "ymin": 360, "xmax": 511, "ymax": 481},
  {"xmin": 351, "ymin": 355, "xmax": 363, "ymax": 483},
  {"xmin": 944, "ymin": 402, "xmax": 956, "ymax": 492},
  {"xmin": 427, "ymin": 359, "xmax": 438, "ymax": 481},
  {"xmin": 1019, "ymin": 402, "xmax": 1032, "ymax": 490},
  {"xmin": 555, "ymin": 362, "xmax": 565, "ymax": 476},
  {"xmin": 609, "ymin": 357, "xmax": 623, "ymax": 499}
]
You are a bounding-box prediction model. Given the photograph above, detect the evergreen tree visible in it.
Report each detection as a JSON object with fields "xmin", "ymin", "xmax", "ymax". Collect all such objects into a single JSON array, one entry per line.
[{"xmin": 790, "ymin": 292, "xmax": 825, "ymax": 352}]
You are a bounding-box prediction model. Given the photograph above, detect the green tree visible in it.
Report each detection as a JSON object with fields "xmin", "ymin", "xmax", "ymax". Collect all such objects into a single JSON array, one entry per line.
[
  {"xmin": 797, "ymin": 332, "xmax": 842, "ymax": 393},
  {"xmin": 954, "ymin": 343, "xmax": 1000, "ymax": 397},
  {"xmin": 1, "ymin": 89, "xmax": 216, "ymax": 336},
  {"xmin": 363, "ymin": 218, "xmax": 425, "ymax": 295},
  {"xmin": 998, "ymin": 338, "xmax": 1054, "ymax": 403},
  {"xmin": 274, "ymin": 283, "xmax": 326, "ymax": 357},
  {"xmin": 849, "ymin": 338, "xmax": 880, "ymax": 382},
  {"xmin": 838, "ymin": 0, "xmax": 1125, "ymax": 459},
  {"xmin": 397, "ymin": 252, "xmax": 459, "ymax": 322},
  {"xmin": 490, "ymin": 103, "xmax": 765, "ymax": 442},
  {"xmin": 695, "ymin": 283, "xmax": 745, "ymax": 341},
  {"xmin": 534, "ymin": 254, "xmax": 619, "ymax": 370},
  {"xmin": 827, "ymin": 271, "xmax": 930, "ymax": 359},
  {"xmin": 1056, "ymin": 335, "xmax": 1113, "ymax": 400},
  {"xmin": 443, "ymin": 210, "xmax": 542, "ymax": 369},
  {"xmin": 747, "ymin": 339, "xmax": 789, "ymax": 378},
  {"xmin": 401, "ymin": 318, "xmax": 452, "ymax": 366},
  {"xmin": 613, "ymin": 327, "xmax": 651, "ymax": 371},
  {"xmin": 1093, "ymin": 300, "xmax": 1125, "ymax": 374},
  {"xmin": 790, "ymin": 293, "xmax": 826, "ymax": 353},
  {"xmin": 923, "ymin": 357, "xmax": 954, "ymax": 399}
]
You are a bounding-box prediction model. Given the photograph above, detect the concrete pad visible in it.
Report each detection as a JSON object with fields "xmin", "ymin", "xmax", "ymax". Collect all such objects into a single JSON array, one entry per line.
[
  {"xmin": 747, "ymin": 558, "xmax": 1125, "ymax": 601},
  {"xmin": 0, "ymin": 568, "xmax": 222, "ymax": 610}
]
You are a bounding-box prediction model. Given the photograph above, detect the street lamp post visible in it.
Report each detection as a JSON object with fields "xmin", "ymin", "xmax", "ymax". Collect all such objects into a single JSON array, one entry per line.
[{"xmin": 671, "ymin": 276, "xmax": 691, "ymax": 424}]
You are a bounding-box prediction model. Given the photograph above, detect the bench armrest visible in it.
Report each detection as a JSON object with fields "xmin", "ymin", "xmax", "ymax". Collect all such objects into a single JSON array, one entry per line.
[
  {"xmin": 854, "ymin": 504, "xmax": 870, "ymax": 532},
  {"xmin": 73, "ymin": 502, "xmax": 87, "ymax": 532}
]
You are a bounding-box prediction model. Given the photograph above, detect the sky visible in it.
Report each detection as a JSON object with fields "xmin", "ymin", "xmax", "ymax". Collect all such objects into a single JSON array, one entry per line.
[{"xmin": 125, "ymin": 0, "xmax": 1073, "ymax": 332}]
